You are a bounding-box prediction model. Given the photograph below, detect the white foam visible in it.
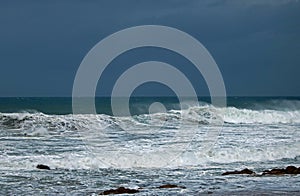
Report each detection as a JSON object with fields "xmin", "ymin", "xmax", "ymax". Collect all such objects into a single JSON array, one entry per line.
[
  {"xmin": 220, "ymin": 107, "xmax": 300, "ymax": 124},
  {"xmin": 1, "ymin": 104, "xmax": 300, "ymax": 132},
  {"xmin": 1, "ymin": 141, "xmax": 299, "ymax": 170},
  {"xmin": 1, "ymin": 104, "xmax": 300, "ymax": 169}
]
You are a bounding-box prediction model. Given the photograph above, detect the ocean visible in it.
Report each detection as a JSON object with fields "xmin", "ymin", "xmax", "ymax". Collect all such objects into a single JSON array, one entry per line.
[{"xmin": 0, "ymin": 97, "xmax": 299, "ymax": 195}]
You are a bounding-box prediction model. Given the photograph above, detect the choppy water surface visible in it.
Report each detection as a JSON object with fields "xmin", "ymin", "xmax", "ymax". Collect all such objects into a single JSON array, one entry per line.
[{"xmin": 0, "ymin": 98, "xmax": 300, "ymax": 195}]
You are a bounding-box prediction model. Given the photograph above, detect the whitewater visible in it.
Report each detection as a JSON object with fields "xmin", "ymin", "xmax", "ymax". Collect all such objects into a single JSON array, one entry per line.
[{"xmin": 0, "ymin": 98, "xmax": 299, "ymax": 195}]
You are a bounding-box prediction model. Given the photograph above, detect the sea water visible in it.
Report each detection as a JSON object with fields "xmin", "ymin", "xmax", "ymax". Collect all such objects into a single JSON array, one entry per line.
[{"xmin": 0, "ymin": 97, "xmax": 299, "ymax": 195}]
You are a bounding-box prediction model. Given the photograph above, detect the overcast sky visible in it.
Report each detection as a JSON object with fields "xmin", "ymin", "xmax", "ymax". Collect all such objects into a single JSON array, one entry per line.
[{"xmin": 0, "ymin": 0, "xmax": 299, "ymax": 97}]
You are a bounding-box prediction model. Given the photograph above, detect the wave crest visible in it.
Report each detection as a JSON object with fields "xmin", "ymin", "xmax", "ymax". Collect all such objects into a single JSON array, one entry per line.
[{"xmin": 0, "ymin": 105, "xmax": 299, "ymax": 132}]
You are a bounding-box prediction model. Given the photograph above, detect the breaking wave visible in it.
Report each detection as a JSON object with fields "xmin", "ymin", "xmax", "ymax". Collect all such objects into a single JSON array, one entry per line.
[
  {"xmin": 0, "ymin": 104, "xmax": 299, "ymax": 132},
  {"xmin": 1, "ymin": 102, "xmax": 299, "ymax": 169}
]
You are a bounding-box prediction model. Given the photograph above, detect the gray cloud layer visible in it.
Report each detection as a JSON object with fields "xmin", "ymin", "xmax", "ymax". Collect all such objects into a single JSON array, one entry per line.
[{"xmin": 0, "ymin": 0, "xmax": 299, "ymax": 96}]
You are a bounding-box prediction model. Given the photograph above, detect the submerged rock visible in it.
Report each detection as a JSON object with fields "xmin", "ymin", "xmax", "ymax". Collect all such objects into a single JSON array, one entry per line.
[
  {"xmin": 36, "ymin": 164, "xmax": 50, "ymax": 170},
  {"xmin": 99, "ymin": 187, "xmax": 139, "ymax": 195},
  {"xmin": 263, "ymin": 165, "xmax": 300, "ymax": 175},
  {"xmin": 222, "ymin": 168, "xmax": 255, "ymax": 175},
  {"xmin": 158, "ymin": 184, "xmax": 186, "ymax": 189}
]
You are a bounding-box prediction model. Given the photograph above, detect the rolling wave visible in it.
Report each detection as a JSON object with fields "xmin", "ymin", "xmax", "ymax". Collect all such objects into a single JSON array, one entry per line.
[
  {"xmin": 0, "ymin": 104, "xmax": 299, "ymax": 131},
  {"xmin": 1, "ymin": 102, "xmax": 299, "ymax": 169}
]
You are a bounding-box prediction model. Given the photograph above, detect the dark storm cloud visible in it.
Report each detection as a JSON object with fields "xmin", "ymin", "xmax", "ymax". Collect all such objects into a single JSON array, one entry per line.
[{"xmin": 0, "ymin": 0, "xmax": 299, "ymax": 96}]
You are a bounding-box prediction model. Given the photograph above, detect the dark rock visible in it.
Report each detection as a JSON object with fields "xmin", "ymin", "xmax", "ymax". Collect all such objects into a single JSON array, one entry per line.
[
  {"xmin": 99, "ymin": 187, "xmax": 139, "ymax": 195},
  {"xmin": 222, "ymin": 166, "xmax": 300, "ymax": 176},
  {"xmin": 36, "ymin": 164, "xmax": 50, "ymax": 170},
  {"xmin": 263, "ymin": 165, "xmax": 300, "ymax": 175},
  {"xmin": 263, "ymin": 168, "xmax": 285, "ymax": 175},
  {"xmin": 285, "ymin": 166, "xmax": 298, "ymax": 174},
  {"xmin": 158, "ymin": 184, "xmax": 186, "ymax": 189},
  {"xmin": 222, "ymin": 168, "xmax": 255, "ymax": 175}
]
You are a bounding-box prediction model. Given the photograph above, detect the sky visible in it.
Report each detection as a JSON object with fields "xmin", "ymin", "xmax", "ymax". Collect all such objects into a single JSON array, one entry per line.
[{"xmin": 0, "ymin": 0, "xmax": 299, "ymax": 97}]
